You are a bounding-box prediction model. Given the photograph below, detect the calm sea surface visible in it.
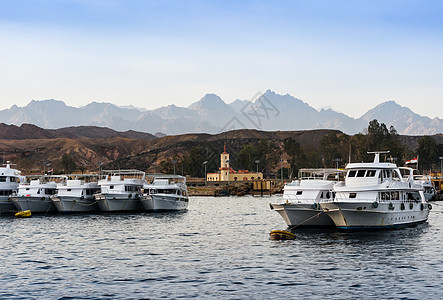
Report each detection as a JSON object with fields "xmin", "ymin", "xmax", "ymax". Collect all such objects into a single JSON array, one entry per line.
[{"xmin": 1, "ymin": 196, "xmax": 442, "ymax": 299}]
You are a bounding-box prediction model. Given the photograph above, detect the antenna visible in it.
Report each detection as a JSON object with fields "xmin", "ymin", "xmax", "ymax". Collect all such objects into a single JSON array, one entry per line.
[{"xmin": 367, "ymin": 151, "xmax": 390, "ymax": 163}]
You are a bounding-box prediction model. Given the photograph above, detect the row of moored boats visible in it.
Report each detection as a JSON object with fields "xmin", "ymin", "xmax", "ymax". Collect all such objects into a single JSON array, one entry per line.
[
  {"xmin": 0, "ymin": 166, "xmax": 188, "ymax": 215},
  {"xmin": 271, "ymin": 152, "xmax": 435, "ymax": 230}
]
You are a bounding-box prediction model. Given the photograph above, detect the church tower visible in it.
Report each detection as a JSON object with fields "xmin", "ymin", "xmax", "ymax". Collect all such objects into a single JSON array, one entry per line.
[{"xmin": 220, "ymin": 143, "xmax": 230, "ymax": 181}]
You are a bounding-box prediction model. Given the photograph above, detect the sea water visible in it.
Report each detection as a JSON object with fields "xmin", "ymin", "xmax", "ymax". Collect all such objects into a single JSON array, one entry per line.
[{"xmin": 1, "ymin": 196, "xmax": 442, "ymax": 299}]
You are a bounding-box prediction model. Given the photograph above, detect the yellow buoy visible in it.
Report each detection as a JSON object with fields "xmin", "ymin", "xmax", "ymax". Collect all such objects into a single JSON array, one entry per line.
[
  {"xmin": 270, "ymin": 230, "xmax": 295, "ymax": 240},
  {"xmin": 15, "ymin": 210, "xmax": 31, "ymax": 218}
]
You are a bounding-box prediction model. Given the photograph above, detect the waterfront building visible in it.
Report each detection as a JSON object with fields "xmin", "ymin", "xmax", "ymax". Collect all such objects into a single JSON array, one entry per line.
[{"xmin": 206, "ymin": 145, "xmax": 263, "ymax": 182}]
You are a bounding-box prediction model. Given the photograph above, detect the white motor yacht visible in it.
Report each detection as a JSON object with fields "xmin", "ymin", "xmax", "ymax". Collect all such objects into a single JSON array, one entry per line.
[
  {"xmin": 95, "ymin": 170, "xmax": 145, "ymax": 212},
  {"xmin": 51, "ymin": 175, "xmax": 101, "ymax": 213},
  {"xmin": 321, "ymin": 152, "xmax": 431, "ymax": 230},
  {"xmin": 270, "ymin": 169, "xmax": 345, "ymax": 227},
  {"xmin": 144, "ymin": 175, "xmax": 188, "ymax": 211},
  {"xmin": 399, "ymin": 167, "xmax": 437, "ymax": 201},
  {"xmin": 11, "ymin": 176, "xmax": 66, "ymax": 213},
  {"xmin": 0, "ymin": 162, "xmax": 24, "ymax": 214}
]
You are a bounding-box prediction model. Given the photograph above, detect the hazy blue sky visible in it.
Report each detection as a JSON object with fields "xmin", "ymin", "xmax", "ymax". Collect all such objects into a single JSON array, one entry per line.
[{"xmin": 1, "ymin": 0, "xmax": 442, "ymax": 118}]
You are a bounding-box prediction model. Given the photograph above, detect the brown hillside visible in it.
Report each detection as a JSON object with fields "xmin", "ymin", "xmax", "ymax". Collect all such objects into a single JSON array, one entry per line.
[{"xmin": 0, "ymin": 125, "xmax": 441, "ymax": 174}]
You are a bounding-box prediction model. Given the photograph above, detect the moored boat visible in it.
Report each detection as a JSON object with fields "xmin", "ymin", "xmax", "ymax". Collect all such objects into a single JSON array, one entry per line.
[
  {"xmin": 144, "ymin": 175, "xmax": 188, "ymax": 211},
  {"xmin": 270, "ymin": 169, "xmax": 345, "ymax": 227},
  {"xmin": 399, "ymin": 167, "xmax": 437, "ymax": 201},
  {"xmin": 11, "ymin": 176, "xmax": 66, "ymax": 213},
  {"xmin": 51, "ymin": 175, "xmax": 101, "ymax": 213},
  {"xmin": 95, "ymin": 170, "xmax": 145, "ymax": 212},
  {"xmin": 0, "ymin": 162, "xmax": 25, "ymax": 214},
  {"xmin": 321, "ymin": 152, "xmax": 431, "ymax": 230}
]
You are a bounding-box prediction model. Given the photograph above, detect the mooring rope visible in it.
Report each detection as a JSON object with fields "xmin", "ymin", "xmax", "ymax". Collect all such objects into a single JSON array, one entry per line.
[{"xmin": 287, "ymin": 210, "xmax": 325, "ymax": 230}]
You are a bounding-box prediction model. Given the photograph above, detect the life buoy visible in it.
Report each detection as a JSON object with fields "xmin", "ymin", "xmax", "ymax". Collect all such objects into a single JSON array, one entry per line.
[
  {"xmin": 128, "ymin": 193, "xmax": 132, "ymax": 199},
  {"xmin": 373, "ymin": 201, "xmax": 379, "ymax": 208},
  {"xmin": 401, "ymin": 203, "xmax": 405, "ymax": 210},
  {"xmin": 389, "ymin": 202, "xmax": 394, "ymax": 210},
  {"xmin": 409, "ymin": 203, "xmax": 413, "ymax": 209},
  {"xmin": 428, "ymin": 204, "xmax": 432, "ymax": 210}
]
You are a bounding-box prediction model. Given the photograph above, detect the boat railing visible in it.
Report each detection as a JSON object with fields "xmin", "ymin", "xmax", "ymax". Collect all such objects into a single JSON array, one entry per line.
[{"xmin": 100, "ymin": 169, "xmax": 146, "ymax": 181}]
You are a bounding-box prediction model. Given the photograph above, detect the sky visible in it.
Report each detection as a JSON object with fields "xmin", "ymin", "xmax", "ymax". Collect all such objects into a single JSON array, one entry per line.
[{"xmin": 0, "ymin": 0, "xmax": 442, "ymax": 118}]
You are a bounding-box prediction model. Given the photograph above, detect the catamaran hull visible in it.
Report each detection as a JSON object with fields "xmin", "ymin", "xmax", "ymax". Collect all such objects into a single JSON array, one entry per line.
[
  {"xmin": 52, "ymin": 196, "xmax": 99, "ymax": 213},
  {"xmin": 11, "ymin": 196, "xmax": 57, "ymax": 213},
  {"xmin": 96, "ymin": 194, "xmax": 143, "ymax": 212},
  {"xmin": 271, "ymin": 203, "xmax": 335, "ymax": 227},
  {"xmin": 321, "ymin": 201, "xmax": 430, "ymax": 230},
  {"xmin": 151, "ymin": 195, "xmax": 188, "ymax": 211}
]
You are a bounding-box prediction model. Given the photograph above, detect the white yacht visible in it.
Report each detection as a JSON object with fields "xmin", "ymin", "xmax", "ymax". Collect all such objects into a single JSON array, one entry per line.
[
  {"xmin": 11, "ymin": 176, "xmax": 66, "ymax": 213},
  {"xmin": 0, "ymin": 162, "xmax": 25, "ymax": 214},
  {"xmin": 95, "ymin": 170, "xmax": 145, "ymax": 212},
  {"xmin": 144, "ymin": 175, "xmax": 189, "ymax": 211},
  {"xmin": 321, "ymin": 152, "xmax": 431, "ymax": 230},
  {"xmin": 51, "ymin": 175, "xmax": 101, "ymax": 213},
  {"xmin": 399, "ymin": 167, "xmax": 437, "ymax": 201},
  {"xmin": 270, "ymin": 169, "xmax": 345, "ymax": 227}
]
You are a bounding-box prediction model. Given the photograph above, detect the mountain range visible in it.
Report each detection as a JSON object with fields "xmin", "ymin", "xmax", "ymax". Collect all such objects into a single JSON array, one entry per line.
[{"xmin": 0, "ymin": 90, "xmax": 441, "ymax": 135}]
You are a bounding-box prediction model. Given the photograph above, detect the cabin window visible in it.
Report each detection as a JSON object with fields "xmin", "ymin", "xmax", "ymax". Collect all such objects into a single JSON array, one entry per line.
[
  {"xmin": 296, "ymin": 191, "xmax": 303, "ymax": 195},
  {"xmin": 348, "ymin": 170, "xmax": 357, "ymax": 177},
  {"xmin": 349, "ymin": 193, "xmax": 357, "ymax": 198},
  {"xmin": 356, "ymin": 170, "xmax": 366, "ymax": 177},
  {"xmin": 46, "ymin": 189, "xmax": 56, "ymax": 195},
  {"xmin": 366, "ymin": 170, "xmax": 376, "ymax": 177},
  {"xmin": 67, "ymin": 189, "xmax": 72, "ymax": 192},
  {"xmin": 380, "ymin": 192, "xmax": 385, "ymax": 200},
  {"xmin": 110, "ymin": 185, "xmax": 114, "ymax": 189},
  {"xmin": 0, "ymin": 176, "xmax": 6, "ymax": 182},
  {"xmin": 326, "ymin": 191, "xmax": 330, "ymax": 199}
]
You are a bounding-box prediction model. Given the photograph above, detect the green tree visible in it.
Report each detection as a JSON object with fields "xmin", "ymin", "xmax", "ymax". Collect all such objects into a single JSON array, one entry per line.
[
  {"xmin": 236, "ymin": 139, "xmax": 281, "ymax": 177},
  {"xmin": 283, "ymin": 137, "xmax": 305, "ymax": 178},
  {"xmin": 417, "ymin": 136, "xmax": 438, "ymax": 172},
  {"xmin": 61, "ymin": 154, "xmax": 77, "ymax": 173}
]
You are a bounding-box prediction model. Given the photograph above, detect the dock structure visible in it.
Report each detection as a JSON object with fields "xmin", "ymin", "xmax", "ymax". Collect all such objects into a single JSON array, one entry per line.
[
  {"xmin": 432, "ymin": 177, "xmax": 443, "ymax": 200},
  {"xmin": 186, "ymin": 177, "xmax": 282, "ymax": 197}
]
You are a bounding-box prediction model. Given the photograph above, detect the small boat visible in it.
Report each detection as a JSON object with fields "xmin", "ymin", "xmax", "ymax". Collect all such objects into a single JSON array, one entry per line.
[
  {"xmin": 321, "ymin": 152, "xmax": 431, "ymax": 230},
  {"xmin": 10, "ymin": 176, "xmax": 66, "ymax": 213},
  {"xmin": 95, "ymin": 170, "xmax": 145, "ymax": 212},
  {"xmin": 270, "ymin": 169, "xmax": 345, "ymax": 227},
  {"xmin": 15, "ymin": 210, "xmax": 31, "ymax": 218},
  {"xmin": 51, "ymin": 175, "xmax": 101, "ymax": 213},
  {"xmin": 144, "ymin": 175, "xmax": 189, "ymax": 211},
  {"xmin": 0, "ymin": 162, "xmax": 25, "ymax": 214}
]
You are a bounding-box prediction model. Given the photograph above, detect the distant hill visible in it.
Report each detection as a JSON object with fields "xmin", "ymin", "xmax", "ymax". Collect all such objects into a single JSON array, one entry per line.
[
  {"xmin": 0, "ymin": 90, "xmax": 441, "ymax": 135},
  {"xmin": 0, "ymin": 123, "xmax": 157, "ymax": 140},
  {"xmin": 1, "ymin": 124, "xmax": 441, "ymax": 174}
]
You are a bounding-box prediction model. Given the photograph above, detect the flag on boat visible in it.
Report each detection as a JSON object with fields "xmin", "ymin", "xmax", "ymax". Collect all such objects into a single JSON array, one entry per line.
[{"xmin": 405, "ymin": 157, "xmax": 418, "ymax": 164}]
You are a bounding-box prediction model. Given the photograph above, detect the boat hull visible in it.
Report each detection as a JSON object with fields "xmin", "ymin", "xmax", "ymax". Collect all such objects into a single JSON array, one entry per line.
[
  {"xmin": 151, "ymin": 194, "xmax": 188, "ymax": 211},
  {"xmin": 96, "ymin": 193, "xmax": 143, "ymax": 212},
  {"xmin": 321, "ymin": 201, "xmax": 430, "ymax": 230},
  {"xmin": 52, "ymin": 196, "xmax": 99, "ymax": 213},
  {"xmin": 140, "ymin": 195, "xmax": 154, "ymax": 211},
  {"xmin": 0, "ymin": 196, "xmax": 16, "ymax": 214},
  {"xmin": 271, "ymin": 203, "xmax": 335, "ymax": 227},
  {"xmin": 11, "ymin": 196, "xmax": 57, "ymax": 213}
]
